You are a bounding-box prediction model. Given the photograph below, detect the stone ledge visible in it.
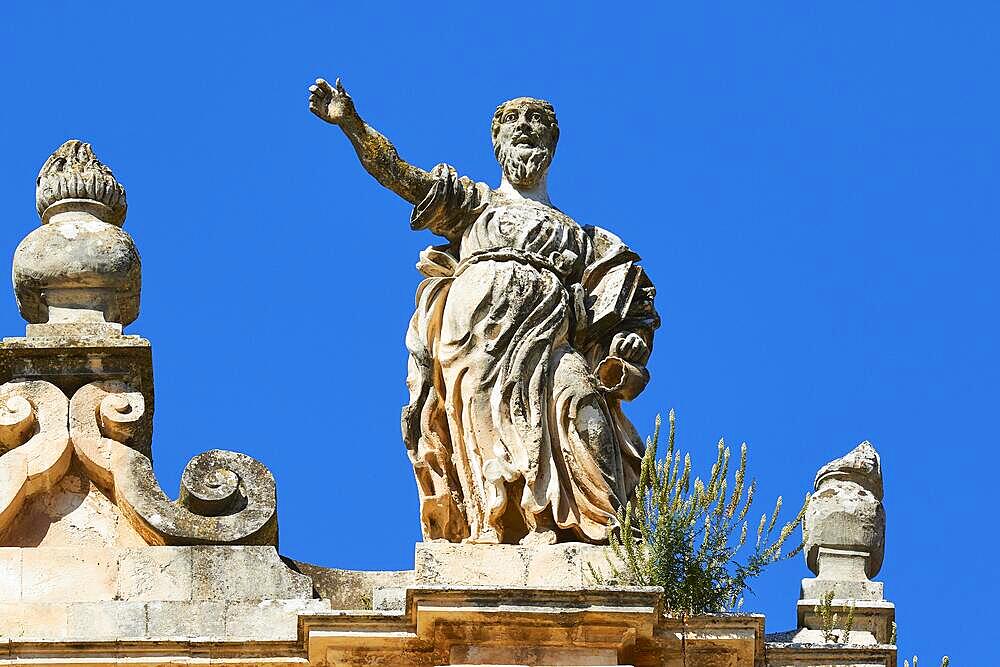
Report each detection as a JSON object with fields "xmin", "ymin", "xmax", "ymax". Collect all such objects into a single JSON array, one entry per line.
[
  {"xmin": 0, "ymin": 585, "xmax": 903, "ymax": 666},
  {"xmin": 766, "ymin": 642, "xmax": 897, "ymax": 667}
]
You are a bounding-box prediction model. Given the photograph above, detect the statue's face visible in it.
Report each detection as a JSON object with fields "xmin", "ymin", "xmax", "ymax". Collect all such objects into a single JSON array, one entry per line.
[{"xmin": 492, "ymin": 101, "xmax": 558, "ymax": 189}]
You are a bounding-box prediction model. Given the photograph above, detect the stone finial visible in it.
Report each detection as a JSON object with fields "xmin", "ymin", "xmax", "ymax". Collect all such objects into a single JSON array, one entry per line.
[
  {"xmin": 814, "ymin": 439, "xmax": 883, "ymax": 501},
  {"xmin": 802, "ymin": 441, "xmax": 886, "ymax": 598},
  {"xmin": 13, "ymin": 140, "xmax": 140, "ymax": 333},
  {"xmin": 791, "ymin": 442, "xmax": 893, "ymax": 647},
  {"xmin": 35, "ymin": 140, "xmax": 127, "ymax": 226}
]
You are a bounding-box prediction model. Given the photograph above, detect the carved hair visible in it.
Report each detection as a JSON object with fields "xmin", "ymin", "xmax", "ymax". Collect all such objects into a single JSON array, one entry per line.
[
  {"xmin": 491, "ymin": 97, "xmax": 560, "ymax": 149},
  {"xmin": 36, "ymin": 140, "xmax": 127, "ymax": 225}
]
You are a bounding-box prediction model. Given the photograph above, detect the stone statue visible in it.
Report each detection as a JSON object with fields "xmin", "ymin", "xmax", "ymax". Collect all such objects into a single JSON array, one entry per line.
[{"xmin": 309, "ymin": 78, "xmax": 659, "ymax": 545}]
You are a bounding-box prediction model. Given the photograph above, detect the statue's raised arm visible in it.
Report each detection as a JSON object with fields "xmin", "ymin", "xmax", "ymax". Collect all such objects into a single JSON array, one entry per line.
[{"xmin": 308, "ymin": 78, "xmax": 435, "ymax": 205}]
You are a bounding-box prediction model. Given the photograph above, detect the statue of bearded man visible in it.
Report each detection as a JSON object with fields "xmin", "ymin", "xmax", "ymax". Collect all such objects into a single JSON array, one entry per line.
[{"xmin": 309, "ymin": 78, "xmax": 659, "ymax": 545}]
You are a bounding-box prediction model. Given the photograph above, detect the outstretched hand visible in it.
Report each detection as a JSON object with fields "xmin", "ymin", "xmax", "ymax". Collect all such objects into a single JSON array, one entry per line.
[{"xmin": 308, "ymin": 77, "xmax": 358, "ymax": 126}]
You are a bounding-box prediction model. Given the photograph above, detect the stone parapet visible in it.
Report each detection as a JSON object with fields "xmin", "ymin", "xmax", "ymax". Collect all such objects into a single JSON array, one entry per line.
[{"xmin": 0, "ymin": 545, "xmax": 311, "ymax": 605}]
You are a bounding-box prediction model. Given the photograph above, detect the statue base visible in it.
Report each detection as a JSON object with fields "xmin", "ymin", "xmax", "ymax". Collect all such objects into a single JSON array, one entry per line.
[{"xmin": 414, "ymin": 541, "xmax": 616, "ymax": 588}]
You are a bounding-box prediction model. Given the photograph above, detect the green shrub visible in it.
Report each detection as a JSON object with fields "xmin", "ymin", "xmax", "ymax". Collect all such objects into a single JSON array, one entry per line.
[{"xmin": 590, "ymin": 410, "xmax": 809, "ymax": 614}]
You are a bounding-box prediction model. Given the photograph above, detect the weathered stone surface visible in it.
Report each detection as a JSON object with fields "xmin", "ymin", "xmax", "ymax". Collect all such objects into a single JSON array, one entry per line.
[
  {"xmin": 2, "ymin": 460, "xmax": 147, "ymax": 548},
  {"xmin": 372, "ymin": 586, "xmax": 407, "ymax": 611},
  {"xmin": 799, "ymin": 548, "xmax": 883, "ymax": 601},
  {"xmin": 70, "ymin": 381, "xmax": 279, "ymax": 546},
  {"xmin": 191, "ymin": 546, "xmax": 312, "ymax": 601},
  {"xmin": 766, "ymin": 643, "xmax": 896, "ymax": 667},
  {"xmin": 0, "ymin": 547, "xmax": 21, "ymax": 601},
  {"xmin": 787, "ymin": 442, "xmax": 895, "ymax": 653},
  {"xmin": 224, "ymin": 598, "xmax": 331, "ymax": 640},
  {"xmin": 310, "ymin": 79, "xmax": 659, "ymax": 545},
  {"xmin": 291, "ymin": 558, "xmax": 414, "ymax": 609},
  {"xmin": 804, "ymin": 441, "xmax": 885, "ymax": 582},
  {"xmin": 67, "ymin": 600, "xmax": 146, "ymax": 640},
  {"xmin": 795, "ymin": 599, "xmax": 895, "ymax": 646},
  {"xmin": 117, "ymin": 546, "xmax": 192, "ymax": 601},
  {"xmin": 414, "ymin": 542, "xmax": 617, "ymax": 587},
  {"xmin": 146, "ymin": 599, "xmax": 225, "ymax": 638},
  {"xmin": 0, "ymin": 334, "xmax": 153, "ymax": 412},
  {"xmin": 0, "ymin": 601, "xmax": 69, "ymax": 639},
  {"xmin": 450, "ymin": 645, "xmax": 619, "ymax": 665},
  {"xmin": 14, "ymin": 140, "xmax": 139, "ymax": 329},
  {"xmin": 0, "ymin": 380, "xmax": 72, "ymax": 541},
  {"xmin": 22, "ymin": 546, "xmax": 118, "ymax": 602}
]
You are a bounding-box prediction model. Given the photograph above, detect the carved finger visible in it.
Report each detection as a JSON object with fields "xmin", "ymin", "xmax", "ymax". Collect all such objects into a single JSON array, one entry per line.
[
  {"xmin": 314, "ymin": 77, "xmax": 334, "ymax": 93},
  {"xmin": 335, "ymin": 77, "xmax": 345, "ymax": 92},
  {"xmin": 309, "ymin": 85, "xmax": 330, "ymax": 102}
]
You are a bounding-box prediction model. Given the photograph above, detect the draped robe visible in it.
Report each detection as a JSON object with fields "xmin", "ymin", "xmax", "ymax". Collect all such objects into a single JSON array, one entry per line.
[{"xmin": 401, "ymin": 164, "xmax": 659, "ymax": 544}]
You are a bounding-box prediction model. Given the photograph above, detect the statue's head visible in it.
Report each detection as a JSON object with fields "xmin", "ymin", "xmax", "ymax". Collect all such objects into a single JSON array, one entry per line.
[{"xmin": 492, "ymin": 97, "xmax": 559, "ymax": 189}]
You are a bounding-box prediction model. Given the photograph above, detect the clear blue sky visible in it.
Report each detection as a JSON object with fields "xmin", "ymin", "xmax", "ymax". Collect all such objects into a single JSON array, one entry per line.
[{"xmin": 1, "ymin": 2, "xmax": 993, "ymax": 662}]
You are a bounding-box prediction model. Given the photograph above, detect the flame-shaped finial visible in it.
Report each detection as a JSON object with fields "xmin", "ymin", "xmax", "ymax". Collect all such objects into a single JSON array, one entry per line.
[{"xmin": 35, "ymin": 140, "xmax": 127, "ymax": 226}]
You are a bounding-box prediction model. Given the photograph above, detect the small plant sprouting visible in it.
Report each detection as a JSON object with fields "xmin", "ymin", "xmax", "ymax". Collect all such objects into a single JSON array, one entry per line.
[
  {"xmin": 839, "ymin": 597, "xmax": 855, "ymax": 644},
  {"xmin": 589, "ymin": 410, "xmax": 809, "ymax": 614},
  {"xmin": 815, "ymin": 591, "xmax": 838, "ymax": 643},
  {"xmin": 903, "ymin": 659, "xmax": 950, "ymax": 667}
]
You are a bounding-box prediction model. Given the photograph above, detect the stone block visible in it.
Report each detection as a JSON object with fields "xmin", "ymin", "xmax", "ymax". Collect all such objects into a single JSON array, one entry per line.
[
  {"xmin": 0, "ymin": 602, "xmax": 68, "ymax": 639},
  {"xmin": 224, "ymin": 598, "xmax": 331, "ymax": 641},
  {"xmin": 450, "ymin": 645, "xmax": 620, "ymax": 665},
  {"xmin": 797, "ymin": 599, "xmax": 895, "ymax": 645},
  {"xmin": 191, "ymin": 546, "xmax": 312, "ymax": 601},
  {"xmin": 0, "ymin": 547, "xmax": 22, "ymax": 601},
  {"xmin": 373, "ymin": 586, "xmax": 406, "ymax": 611},
  {"xmin": 22, "ymin": 546, "xmax": 118, "ymax": 601},
  {"xmin": 290, "ymin": 559, "xmax": 415, "ymax": 609},
  {"xmin": 525, "ymin": 543, "xmax": 611, "ymax": 586},
  {"xmin": 146, "ymin": 600, "xmax": 226, "ymax": 639},
  {"xmin": 117, "ymin": 546, "xmax": 192, "ymax": 601},
  {"xmin": 801, "ymin": 576, "xmax": 883, "ymax": 601},
  {"xmin": 66, "ymin": 601, "xmax": 146, "ymax": 640},
  {"xmin": 415, "ymin": 542, "xmax": 615, "ymax": 587}
]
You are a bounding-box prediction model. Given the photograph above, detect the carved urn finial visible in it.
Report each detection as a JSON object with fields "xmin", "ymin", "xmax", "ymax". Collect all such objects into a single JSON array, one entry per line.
[
  {"xmin": 13, "ymin": 140, "xmax": 140, "ymax": 333},
  {"xmin": 794, "ymin": 442, "xmax": 894, "ymax": 646},
  {"xmin": 801, "ymin": 441, "xmax": 886, "ymax": 599}
]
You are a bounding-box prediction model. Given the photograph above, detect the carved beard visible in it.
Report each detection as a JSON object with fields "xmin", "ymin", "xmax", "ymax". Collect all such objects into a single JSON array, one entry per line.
[{"xmin": 496, "ymin": 142, "xmax": 552, "ymax": 189}]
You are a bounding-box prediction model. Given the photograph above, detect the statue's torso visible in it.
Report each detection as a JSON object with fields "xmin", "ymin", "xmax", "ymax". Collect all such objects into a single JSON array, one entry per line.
[{"xmin": 457, "ymin": 193, "xmax": 591, "ymax": 283}]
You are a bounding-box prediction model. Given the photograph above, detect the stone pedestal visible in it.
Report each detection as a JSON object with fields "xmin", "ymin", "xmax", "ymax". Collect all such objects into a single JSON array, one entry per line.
[
  {"xmin": 801, "ymin": 548, "xmax": 885, "ymax": 601},
  {"xmin": 0, "ymin": 333, "xmax": 153, "ymax": 415},
  {"xmin": 794, "ymin": 599, "xmax": 895, "ymax": 646},
  {"xmin": 414, "ymin": 541, "xmax": 615, "ymax": 587}
]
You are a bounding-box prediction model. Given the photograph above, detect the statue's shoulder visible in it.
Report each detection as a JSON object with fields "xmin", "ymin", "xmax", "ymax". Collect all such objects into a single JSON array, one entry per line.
[{"xmin": 583, "ymin": 225, "xmax": 640, "ymax": 262}]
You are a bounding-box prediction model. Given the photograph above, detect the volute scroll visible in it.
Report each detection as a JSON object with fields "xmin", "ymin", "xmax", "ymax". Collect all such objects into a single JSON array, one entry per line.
[
  {"xmin": 70, "ymin": 380, "xmax": 278, "ymax": 546},
  {"xmin": 0, "ymin": 380, "xmax": 72, "ymax": 534}
]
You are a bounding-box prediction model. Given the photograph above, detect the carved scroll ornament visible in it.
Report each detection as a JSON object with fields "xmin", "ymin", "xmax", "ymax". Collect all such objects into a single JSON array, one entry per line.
[
  {"xmin": 0, "ymin": 381, "xmax": 71, "ymax": 535},
  {"xmin": 70, "ymin": 381, "xmax": 278, "ymax": 545}
]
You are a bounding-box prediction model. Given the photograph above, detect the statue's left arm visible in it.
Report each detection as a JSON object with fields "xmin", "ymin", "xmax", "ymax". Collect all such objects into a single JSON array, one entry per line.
[{"xmin": 581, "ymin": 227, "xmax": 660, "ymax": 401}]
